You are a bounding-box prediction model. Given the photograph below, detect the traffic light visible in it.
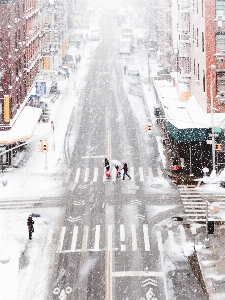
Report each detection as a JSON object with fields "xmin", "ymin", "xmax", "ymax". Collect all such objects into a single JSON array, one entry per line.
[
  {"xmin": 38, "ymin": 140, "xmax": 43, "ymax": 152},
  {"xmin": 42, "ymin": 141, "xmax": 49, "ymax": 152},
  {"xmin": 148, "ymin": 123, "xmax": 152, "ymax": 131},
  {"xmin": 207, "ymin": 218, "xmax": 214, "ymax": 234}
]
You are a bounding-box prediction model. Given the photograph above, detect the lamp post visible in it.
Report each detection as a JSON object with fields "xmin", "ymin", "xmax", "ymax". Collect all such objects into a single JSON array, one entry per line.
[
  {"xmin": 204, "ymin": 200, "xmax": 210, "ymax": 248},
  {"xmin": 210, "ymin": 64, "xmax": 216, "ymax": 176}
]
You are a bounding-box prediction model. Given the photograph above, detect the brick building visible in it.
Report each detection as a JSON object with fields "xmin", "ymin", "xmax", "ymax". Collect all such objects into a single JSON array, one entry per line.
[{"xmin": 0, "ymin": 0, "xmax": 27, "ymax": 127}]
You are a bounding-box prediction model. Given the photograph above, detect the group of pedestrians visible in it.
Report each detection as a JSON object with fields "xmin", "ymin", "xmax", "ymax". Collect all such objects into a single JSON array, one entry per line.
[{"xmin": 105, "ymin": 158, "xmax": 131, "ymax": 180}]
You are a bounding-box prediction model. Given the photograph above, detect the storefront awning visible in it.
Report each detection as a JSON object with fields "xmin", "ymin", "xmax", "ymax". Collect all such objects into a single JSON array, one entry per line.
[{"xmin": 0, "ymin": 106, "xmax": 42, "ymax": 145}]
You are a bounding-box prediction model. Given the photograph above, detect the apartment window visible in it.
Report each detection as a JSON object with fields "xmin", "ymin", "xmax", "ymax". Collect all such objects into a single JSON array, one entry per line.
[
  {"xmin": 217, "ymin": 72, "xmax": 225, "ymax": 93},
  {"xmin": 0, "ymin": 39, "xmax": 2, "ymax": 57},
  {"xmin": 202, "ymin": 0, "xmax": 204, "ymax": 17},
  {"xmin": 216, "ymin": 31, "xmax": 225, "ymax": 53},
  {"xmin": 197, "ymin": 28, "xmax": 199, "ymax": 47},
  {"xmin": 197, "ymin": 64, "xmax": 200, "ymax": 80},
  {"xmin": 202, "ymin": 32, "xmax": 204, "ymax": 52},
  {"xmin": 203, "ymin": 70, "xmax": 205, "ymax": 92},
  {"xmin": 0, "ymin": 70, "xmax": 3, "ymax": 90},
  {"xmin": 216, "ymin": 0, "xmax": 225, "ymax": 17},
  {"xmin": 196, "ymin": 0, "xmax": 198, "ymax": 14},
  {"xmin": 194, "ymin": 59, "xmax": 195, "ymax": 75}
]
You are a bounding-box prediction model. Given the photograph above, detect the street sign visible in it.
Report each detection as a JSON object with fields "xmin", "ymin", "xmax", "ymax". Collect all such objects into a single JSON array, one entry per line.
[
  {"xmin": 35, "ymin": 82, "xmax": 46, "ymax": 95},
  {"xmin": 208, "ymin": 133, "xmax": 219, "ymax": 137},
  {"xmin": 214, "ymin": 127, "xmax": 222, "ymax": 133},
  {"xmin": 206, "ymin": 140, "xmax": 212, "ymax": 144}
]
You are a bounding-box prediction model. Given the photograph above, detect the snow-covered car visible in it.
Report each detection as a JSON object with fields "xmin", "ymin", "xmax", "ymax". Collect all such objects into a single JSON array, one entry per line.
[{"xmin": 127, "ymin": 65, "xmax": 139, "ymax": 76}]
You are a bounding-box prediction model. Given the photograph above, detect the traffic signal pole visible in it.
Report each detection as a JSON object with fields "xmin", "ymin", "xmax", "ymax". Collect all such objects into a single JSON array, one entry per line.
[{"xmin": 204, "ymin": 200, "xmax": 210, "ymax": 248}]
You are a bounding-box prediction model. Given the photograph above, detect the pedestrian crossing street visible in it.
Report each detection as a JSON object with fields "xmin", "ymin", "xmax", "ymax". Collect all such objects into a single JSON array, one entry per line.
[
  {"xmin": 67, "ymin": 166, "xmax": 165, "ymax": 183},
  {"xmin": 57, "ymin": 223, "xmax": 196, "ymax": 255},
  {"xmin": 178, "ymin": 185, "xmax": 225, "ymax": 222}
]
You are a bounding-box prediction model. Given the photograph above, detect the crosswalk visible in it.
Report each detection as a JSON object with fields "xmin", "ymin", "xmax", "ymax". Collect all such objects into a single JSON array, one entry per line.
[
  {"xmin": 57, "ymin": 223, "xmax": 195, "ymax": 255},
  {"xmin": 178, "ymin": 185, "xmax": 225, "ymax": 222},
  {"xmin": 66, "ymin": 166, "xmax": 165, "ymax": 183}
]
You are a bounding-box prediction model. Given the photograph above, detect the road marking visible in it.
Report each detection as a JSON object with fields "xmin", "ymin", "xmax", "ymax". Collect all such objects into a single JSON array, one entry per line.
[
  {"xmin": 81, "ymin": 155, "xmax": 107, "ymax": 158},
  {"xmin": 120, "ymin": 224, "xmax": 126, "ymax": 251},
  {"xmin": 57, "ymin": 226, "xmax": 65, "ymax": 253},
  {"xmin": 157, "ymin": 167, "xmax": 163, "ymax": 178},
  {"xmin": 108, "ymin": 225, "xmax": 112, "ymax": 250},
  {"xmin": 139, "ymin": 167, "xmax": 144, "ymax": 181},
  {"xmin": 103, "ymin": 168, "xmax": 107, "ymax": 182},
  {"xmin": 67, "ymin": 216, "xmax": 81, "ymax": 222},
  {"xmin": 143, "ymin": 224, "xmax": 150, "ymax": 251},
  {"xmin": 168, "ymin": 230, "xmax": 175, "ymax": 252},
  {"xmin": 179, "ymin": 225, "xmax": 187, "ymax": 243},
  {"xmin": 112, "ymin": 167, "xmax": 116, "ymax": 182},
  {"xmin": 71, "ymin": 226, "xmax": 78, "ymax": 251},
  {"xmin": 112, "ymin": 271, "xmax": 163, "ymax": 277},
  {"xmin": 94, "ymin": 225, "xmax": 100, "ymax": 251},
  {"xmin": 93, "ymin": 167, "xmax": 98, "ymax": 182},
  {"xmin": 74, "ymin": 168, "xmax": 80, "ymax": 183},
  {"xmin": 142, "ymin": 278, "xmax": 158, "ymax": 287},
  {"xmin": 156, "ymin": 231, "xmax": 169, "ymax": 300},
  {"xmin": 84, "ymin": 168, "xmax": 89, "ymax": 182},
  {"xmin": 65, "ymin": 168, "xmax": 71, "ymax": 184},
  {"xmin": 73, "ymin": 200, "xmax": 85, "ymax": 206},
  {"xmin": 148, "ymin": 167, "xmax": 153, "ymax": 177},
  {"xmin": 135, "ymin": 214, "xmax": 145, "ymax": 221},
  {"xmin": 82, "ymin": 225, "xmax": 89, "ymax": 251},
  {"xmin": 130, "ymin": 167, "xmax": 134, "ymax": 181},
  {"xmin": 108, "ymin": 130, "xmax": 112, "ymax": 166},
  {"xmin": 130, "ymin": 199, "xmax": 142, "ymax": 205},
  {"xmin": 131, "ymin": 224, "xmax": 138, "ymax": 251}
]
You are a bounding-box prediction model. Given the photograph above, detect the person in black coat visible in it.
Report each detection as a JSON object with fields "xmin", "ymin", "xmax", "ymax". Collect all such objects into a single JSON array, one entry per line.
[
  {"xmin": 121, "ymin": 162, "xmax": 131, "ymax": 180},
  {"xmin": 105, "ymin": 158, "xmax": 110, "ymax": 171},
  {"xmin": 27, "ymin": 216, "xmax": 34, "ymax": 240}
]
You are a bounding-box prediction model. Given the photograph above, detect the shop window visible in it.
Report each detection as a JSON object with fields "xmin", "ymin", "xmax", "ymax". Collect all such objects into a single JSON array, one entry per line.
[
  {"xmin": 216, "ymin": 32, "xmax": 225, "ymax": 53},
  {"xmin": 216, "ymin": 72, "xmax": 225, "ymax": 94},
  {"xmin": 216, "ymin": 0, "xmax": 225, "ymax": 17}
]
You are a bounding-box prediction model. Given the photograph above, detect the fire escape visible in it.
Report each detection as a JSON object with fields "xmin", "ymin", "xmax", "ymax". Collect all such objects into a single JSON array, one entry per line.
[{"xmin": 177, "ymin": 0, "xmax": 191, "ymax": 87}]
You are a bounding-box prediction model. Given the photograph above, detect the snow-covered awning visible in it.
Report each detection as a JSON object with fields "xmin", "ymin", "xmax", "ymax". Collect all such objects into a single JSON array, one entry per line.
[{"xmin": 0, "ymin": 106, "xmax": 42, "ymax": 145}]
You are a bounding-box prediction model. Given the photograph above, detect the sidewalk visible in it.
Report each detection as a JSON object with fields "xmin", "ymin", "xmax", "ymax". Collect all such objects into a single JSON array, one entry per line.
[{"xmin": 140, "ymin": 51, "xmax": 225, "ymax": 299}]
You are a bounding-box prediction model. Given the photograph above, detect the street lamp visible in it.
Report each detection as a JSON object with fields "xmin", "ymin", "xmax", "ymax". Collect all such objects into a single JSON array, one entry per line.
[{"xmin": 210, "ymin": 64, "xmax": 216, "ymax": 177}]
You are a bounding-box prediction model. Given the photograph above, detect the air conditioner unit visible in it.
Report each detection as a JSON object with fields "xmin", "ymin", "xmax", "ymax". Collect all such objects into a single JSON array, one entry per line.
[
  {"xmin": 217, "ymin": 15, "xmax": 223, "ymax": 20},
  {"xmin": 218, "ymin": 20, "xmax": 223, "ymax": 27}
]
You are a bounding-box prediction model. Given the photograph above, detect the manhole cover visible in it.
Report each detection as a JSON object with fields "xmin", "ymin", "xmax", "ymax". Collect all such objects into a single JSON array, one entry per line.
[
  {"xmin": 151, "ymin": 184, "xmax": 163, "ymax": 188},
  {"xmin": 172, "ymin": 216, "xmax": 183, "ymax": 221}
]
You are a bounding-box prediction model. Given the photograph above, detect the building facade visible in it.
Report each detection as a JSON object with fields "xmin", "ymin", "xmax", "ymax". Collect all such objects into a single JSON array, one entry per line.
[{"xmin": 0, "ymin": 0, "xmax": 27, "ymax": 127}]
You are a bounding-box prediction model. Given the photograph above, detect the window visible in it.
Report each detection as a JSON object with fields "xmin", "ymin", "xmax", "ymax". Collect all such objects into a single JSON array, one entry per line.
[
  {"xmin": 203, "ymin": 70, "xmax": 205, "ymax": 92},
  {"xmin": 197, "ymin": 28, "xmax": 199, "ymax": 47},
  {"xmin": 216, "ymin": 0, "xmax": 225, "ymax": 17},
  {"xmin": 194, "ymin": 59, "xmax": 195, "ymax": 75},
  {"xmin": 197, "ymin": 64, "xmax": 200, "ymax": 80},
  {"xmin": 202, "ymin": 0, "xmax": 204, "ymax": 17},
  {"xmin": 216, "ymin": 72, "xmax": 225, "ymax": 93},
  {"xmin": 216, "ymin": 32, "xmax": 225, "ymax": 53},
  {"xmin": 202, "ymin": 32, "xmax": 204, "ymax": 52},
  {"xmin": 0, "ymin": 70, "xmax": 3, "ymax": 90}
]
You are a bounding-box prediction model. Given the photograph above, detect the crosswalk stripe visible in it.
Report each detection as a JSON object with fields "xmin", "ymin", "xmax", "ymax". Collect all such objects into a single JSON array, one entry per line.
[
  {"xmin": 156, "ymin": 231, "xmax": 163, "ymax": 252},
  {"xmin": 84, "ymin": 168, "xmax": 89, "ymax": 182},
  {"xmin": 74, "ymin": 168, "xmax": 80, "ymax": 183},
  {"xmin": 168, "ymin": 230, "xmax": 175, "ymax": 252},
  {"xmin": 58, "ymin": 226, "xmax": 66, "ymax": 253},
  {"xmin": 157, "ymin": 167, "xmax": 163, "ymax": 178},
  {"xmin": 143, "ymin": 224, "xmax": 150, "ymax": 251},
  {"xmin": 148, "ymin": 167, "xmax": 153, "ymax": 177},
  {"xmin": 93, "ymin": 167, "xmax": 98, "ymax": 182},
  {"xmin": 131, "ymin": 224, "xmax": 138, "ymax": 251},
  {"xmin": 120, "ymin": 224, "xmax": 126, "ymax": 251},
  {"xmin": 139, "ymin": 167, "xmax": 144, "ymax": 181},
  {"xmin": 179, "ymin": 225, "xmax": 187, "ymax": 243},
  {"xmin": 130, "ymin": 167, "xmax": 134, "ymax": 181},
  {"xmin": 94, "ymin": 225, "xmax": 100, "ymax": 251},
  {"xmin": 112, "ymin": 168, "xmax": 116, "ymax": 182},
  {"xmin": 103, "ymin": 168, "xmax": 106, "ymax": 182},
  {"xmin": 82, "ymin": 225, "xmax": 89, "ymax": 251},
  {"xmin": 71, "ymin": 226, "xmax": 78, "ymax": 251}
]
